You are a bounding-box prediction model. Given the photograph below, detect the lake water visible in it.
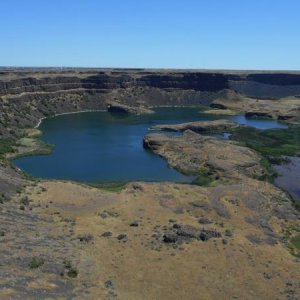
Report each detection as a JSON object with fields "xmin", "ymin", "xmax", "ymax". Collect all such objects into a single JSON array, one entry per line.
[
  {"xmin": 231, "ymin": 115, "xmax": 288, "ymax": 129},
  {"xmin": 273, "ymin": 157, "xmax": 300, "ymax": 202},
  {"xmin": 13, "ymin": 108, "xmax": 288, "ymax": 183}
]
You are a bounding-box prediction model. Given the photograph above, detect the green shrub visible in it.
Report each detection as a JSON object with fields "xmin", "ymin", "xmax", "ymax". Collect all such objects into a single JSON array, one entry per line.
[
  {"xmin": 29, "ymin": 257, "xmax": 45, "ymax": 269},
  {"xmin": 63, "ymin": 259, "xmax": 78, "ymax": 278},
  {"xmin": 20, "ymin": 196, "xmax": 30, "ymax": 206},
  {"xmin": 67, "ymin": 268, "xmax": 78, "ymax": 278},
  {"xmin": 0, "ymin": 139, "xmax": 14, "ymax": 158},
  {"xmin": 192, "ymin": 166, "xmax": 215, "ymax": 186},
  {"xmin": 230, "ymin": 125, "xmax": 300, "ymax": 157}
]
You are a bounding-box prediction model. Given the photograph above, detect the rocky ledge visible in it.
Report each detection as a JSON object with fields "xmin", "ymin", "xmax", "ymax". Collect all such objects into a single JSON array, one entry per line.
[
  {"xmin": 210, "ymin": 90, "xmax": 300, "ymax": 122},
  {"xmin": 107, "ymin": 101, "xmax": 154, "ymax": 115},
  {"xmin": 150, "ymin": 119, "xmax": 240, "ymax": 133}
]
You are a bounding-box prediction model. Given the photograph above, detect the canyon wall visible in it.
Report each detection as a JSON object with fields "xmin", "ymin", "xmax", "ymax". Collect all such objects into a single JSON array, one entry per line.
[{"xmin": 1, "ymin": 69, "xmax": 300, "ymax": 138}]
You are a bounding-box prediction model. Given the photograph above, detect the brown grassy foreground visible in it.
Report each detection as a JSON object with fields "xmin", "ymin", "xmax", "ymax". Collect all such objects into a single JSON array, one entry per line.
[{"xmin": 1, "ymin": 178, "xmax": 299, "ymax": 299}]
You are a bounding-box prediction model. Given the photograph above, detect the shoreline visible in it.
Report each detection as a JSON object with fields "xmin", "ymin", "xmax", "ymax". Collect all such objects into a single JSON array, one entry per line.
[
  {"xmin": 34, "ymin": 109, "xmax": 106, "ymax": 129},
  {"xmin": 33, "ymin": 105, "xmax": 206, "ymax": 129},
  {"xmin": 149, "ymin": 104, "xmax": 204, "ymax": 108},
  {"xmin": 26, "ymin": 107, "xmax": 300, "ymax": 206}
]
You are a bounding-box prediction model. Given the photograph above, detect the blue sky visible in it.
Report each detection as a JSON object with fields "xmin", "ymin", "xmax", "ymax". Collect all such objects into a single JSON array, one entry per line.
[{"xmin": 0, "ymin": 0, "xmax": 299, "ymax": 69}]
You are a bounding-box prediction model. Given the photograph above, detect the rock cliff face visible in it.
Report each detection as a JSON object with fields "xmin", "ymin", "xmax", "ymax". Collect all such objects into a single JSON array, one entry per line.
[
  {"xmin": 229, "ymin": 73, "xmax": 300, "ymax": 98},
  {"xmin": 2, "ymin": 70, "xmax": 300, "ymax": 98},
  {"xmin": 0, "ymin": 72, "xmax": 230, "ymax": 96},
  {"xmin": 1, "ymin": 68, "xmax": 300, "ymax": 138}
]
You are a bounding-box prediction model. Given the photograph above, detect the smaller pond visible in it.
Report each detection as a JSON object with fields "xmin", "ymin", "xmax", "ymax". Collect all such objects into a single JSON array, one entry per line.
[
  {"xmin": 231, "ymin": 115, "xmax": 288, "ymax": 130},
  {"xmin": 273, "ymin": 157, "xmax": 300, "ymax": 202}
]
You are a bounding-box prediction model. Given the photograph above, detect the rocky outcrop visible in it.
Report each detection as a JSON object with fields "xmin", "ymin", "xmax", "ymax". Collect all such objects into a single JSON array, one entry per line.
[
  {"xmin": 163, "ymin": 224, "xmax": 222, "ymax": 244},
  {"xmin": 245, "ymin": 111, "xmax": 273, "ymax": 119},
  {"xmin": 229, "ymin": 73, "xmax": 300, "ymax": 99},
  {"xmin": 107, "ymin": 101, "xmax": 153, "ymax": 114},
  {"xmin": 210, "ymin": 90, "xmax": 300, "ymax": 122},
  {"xmin": 143, "ymin": 130, "xmax": 265, "ymax": 181},
  {"xmin": 151, "ymin": 119, "xmax": 240, "ymax": 133}
]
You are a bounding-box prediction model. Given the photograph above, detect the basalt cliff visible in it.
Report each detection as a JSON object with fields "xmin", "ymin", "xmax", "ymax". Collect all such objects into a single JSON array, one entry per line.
[{"xmin": 1, "ymin": 68, "xmax": 300, "ymax": 139}]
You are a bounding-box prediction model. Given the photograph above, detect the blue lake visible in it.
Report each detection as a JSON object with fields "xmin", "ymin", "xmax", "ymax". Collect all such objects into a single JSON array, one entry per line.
[{"xmin": 13, "ymin": 107, "xmax": 288, "ymax": 183}]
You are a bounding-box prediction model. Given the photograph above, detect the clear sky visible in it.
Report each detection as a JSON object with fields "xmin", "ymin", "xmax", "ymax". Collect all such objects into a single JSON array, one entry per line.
[{"xmin": 1, "ymin": 0, "xmax": 299, "ymax": 70}]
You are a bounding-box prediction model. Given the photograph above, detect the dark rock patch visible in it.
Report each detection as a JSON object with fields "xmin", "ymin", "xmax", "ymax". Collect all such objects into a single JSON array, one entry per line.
[
  {"xmin": 176, "ymin": 225, "xmax": 200, "ymax": 238},
  {"xmin": 117, "ymin": 234, "xmax": 127, "ymax": 241},
  {"xmin": 163, "ymin": 233, "xmax": 179, "ymax": 244},
  {"xmin": 97, "ymin": 210, "xmax": 120, "ymax": 218},
  {"xmin": 105, "ymin": 279, "xmax": 115, "ymax": 289},
  {"xmin": 199, "ymin": 228, "xmax": 222, "ymax": 241},
  {"xmin": 198, "ymin": 217, "xmax": 214, "ymax": 224},
  {"xmin": 101, "ymin": 232, "xmax": 112, "ymax": 237},
  {"xmin": 161, "ymin": 223, "xmax": 222, "ymax": 245},
  {"xmin": 246, "ymin": 234, "xmax": 263, "ymax": 245},
  {"xmin": 77, "ymin": 234, "xmax": 94, "ymax": 243},
  {"xmin": 174, "ymin": 207, "xmax": 184, "ymax": 214},
  {"xmin": 225, "ymin": 229, "xmax": 233, "ymax": 237},
  {"xmin": 131, "ymin": 183, "xmax": 144, "ymax": 191},
  {"xmin": 130, "ymin": 221, "xmax": 140, "ymax": 227}
]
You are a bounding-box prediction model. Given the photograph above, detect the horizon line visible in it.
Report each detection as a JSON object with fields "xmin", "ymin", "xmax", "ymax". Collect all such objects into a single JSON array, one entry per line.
[{"xmin": 1, "ymin": 66, "xmax": 300, "ymax": 73}]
